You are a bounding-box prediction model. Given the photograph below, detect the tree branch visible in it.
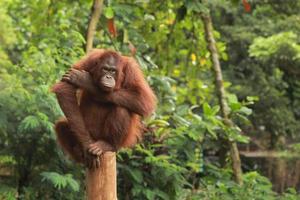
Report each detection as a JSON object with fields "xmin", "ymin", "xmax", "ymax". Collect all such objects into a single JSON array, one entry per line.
[{"xmin": 85, "ymin": 0, "xmax": 104, "ymax": 53}]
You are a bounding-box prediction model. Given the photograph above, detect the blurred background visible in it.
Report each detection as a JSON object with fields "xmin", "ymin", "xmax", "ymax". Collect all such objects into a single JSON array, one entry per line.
[{"xmin": 0, "ymin": 0, "xmax": 299, "ymax": 199}]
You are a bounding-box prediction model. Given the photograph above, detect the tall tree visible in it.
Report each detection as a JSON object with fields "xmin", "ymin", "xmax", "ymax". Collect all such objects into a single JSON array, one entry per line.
[{"xmin": 201, "ymin": 13, "xmax": 243, "ymax": 185}]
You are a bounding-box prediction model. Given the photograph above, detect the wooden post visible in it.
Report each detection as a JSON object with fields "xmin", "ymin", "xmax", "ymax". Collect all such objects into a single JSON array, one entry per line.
[{"xmin": 86, "ymin": 152, "xmax": 117, "ymax": 200}]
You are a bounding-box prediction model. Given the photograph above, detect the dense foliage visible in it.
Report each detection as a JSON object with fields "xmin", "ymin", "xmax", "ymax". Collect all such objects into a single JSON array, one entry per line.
[{"xmin": 0, "ymin": 0, "xmax": 299, "ymax": 199}]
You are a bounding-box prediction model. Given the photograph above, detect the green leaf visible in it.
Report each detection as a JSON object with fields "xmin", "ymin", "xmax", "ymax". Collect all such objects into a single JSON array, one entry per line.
[
  {"xmin": 18, "ymin": 115, "xmax": 40, "ymax": 132},
  {"xmin": 136, "ymin": 55, "xmax": 148, "ymax": 70},
  {"xmin": 239, "ymin": 106, "xmax": 252, "ymax": 115},
  {"xmin": 154, "ymin": 189, "xmax": 170, "ymax": 200},
  {"xmin": 246, "ymin": 96, "xmax": 259, "ymax": 102},
  {"xmin": 203, "ymin": 103, "xmax": 219, "ymax": 116},
  {"xmin": 229, "ymin": 102, "xmax": 242, "ymax": 112},
  {"xmin": 211, "ymin": 105, "xmax": 220, "ymax": 115},
  {"xmin": 203, "ymin": 103, "xmax": 212, "ymax": 116},
  {"xmin": 173, "ymin": 114, "xmax": 191, "ymax": 126},
  {"xmin": 128, "ymin": 168, "xmax": 143, "ymax": 184},
  {"xmin": 148, "ymin": 119, "xmax": 169, "ymax": 127},
  {"xmin": 104, "ymin": 6, "xmax": 114, "ymax": 19},
  {"xmin": 206, "ymin": 126, "xmax": 217, "ymax": 139},
  {"xmin": 184, "ymin": 0, "xmax": 208, "ymax": 13},
  {"xmin": 66, "ymin": 174, "xmax": 80, "ymax": 192},
  {"xmin": 227, "ymin": 93, "xmax": 238, "ymax": 103},
  {"xmin": 144, "ymin": 189, "xmax": 155, "ymax": 200},
  {"xmin": 41, "ymin": 172, "xmax": 79, "ymax": 192}
]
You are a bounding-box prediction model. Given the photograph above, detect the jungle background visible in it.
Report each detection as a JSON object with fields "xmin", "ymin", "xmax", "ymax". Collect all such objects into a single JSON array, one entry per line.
[{"xmin": 0, "ymin": 0, "xmax": 300, "ymax": 199}]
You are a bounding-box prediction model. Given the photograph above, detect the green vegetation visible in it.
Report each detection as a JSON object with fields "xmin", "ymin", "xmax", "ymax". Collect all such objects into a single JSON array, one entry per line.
[{"xmin": 0, "ymin": 0, "xmax": 299, "ymax": 199}]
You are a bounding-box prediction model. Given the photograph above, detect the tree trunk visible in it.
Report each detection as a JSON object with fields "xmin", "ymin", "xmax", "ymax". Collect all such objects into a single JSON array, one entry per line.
[
  {"xmin": 201, "ymin": 13, "xmax": 243, "ymax": 185},
  {"xmin": 272, "ymin": 158, "xmax": 286, "ymax": 193},
  {"xmin": 86, "ymin": 152, "xmax": 117, "ymax": 200},
  {"xmin": 85, "ymin": 0, "xmax": 104, "ymax": 53}
]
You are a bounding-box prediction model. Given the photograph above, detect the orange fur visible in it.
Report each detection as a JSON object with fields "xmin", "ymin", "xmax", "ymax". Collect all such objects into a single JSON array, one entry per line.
[{"xmin": 52, "ymin": 49, "xmax": 156, "ymax": 162}]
